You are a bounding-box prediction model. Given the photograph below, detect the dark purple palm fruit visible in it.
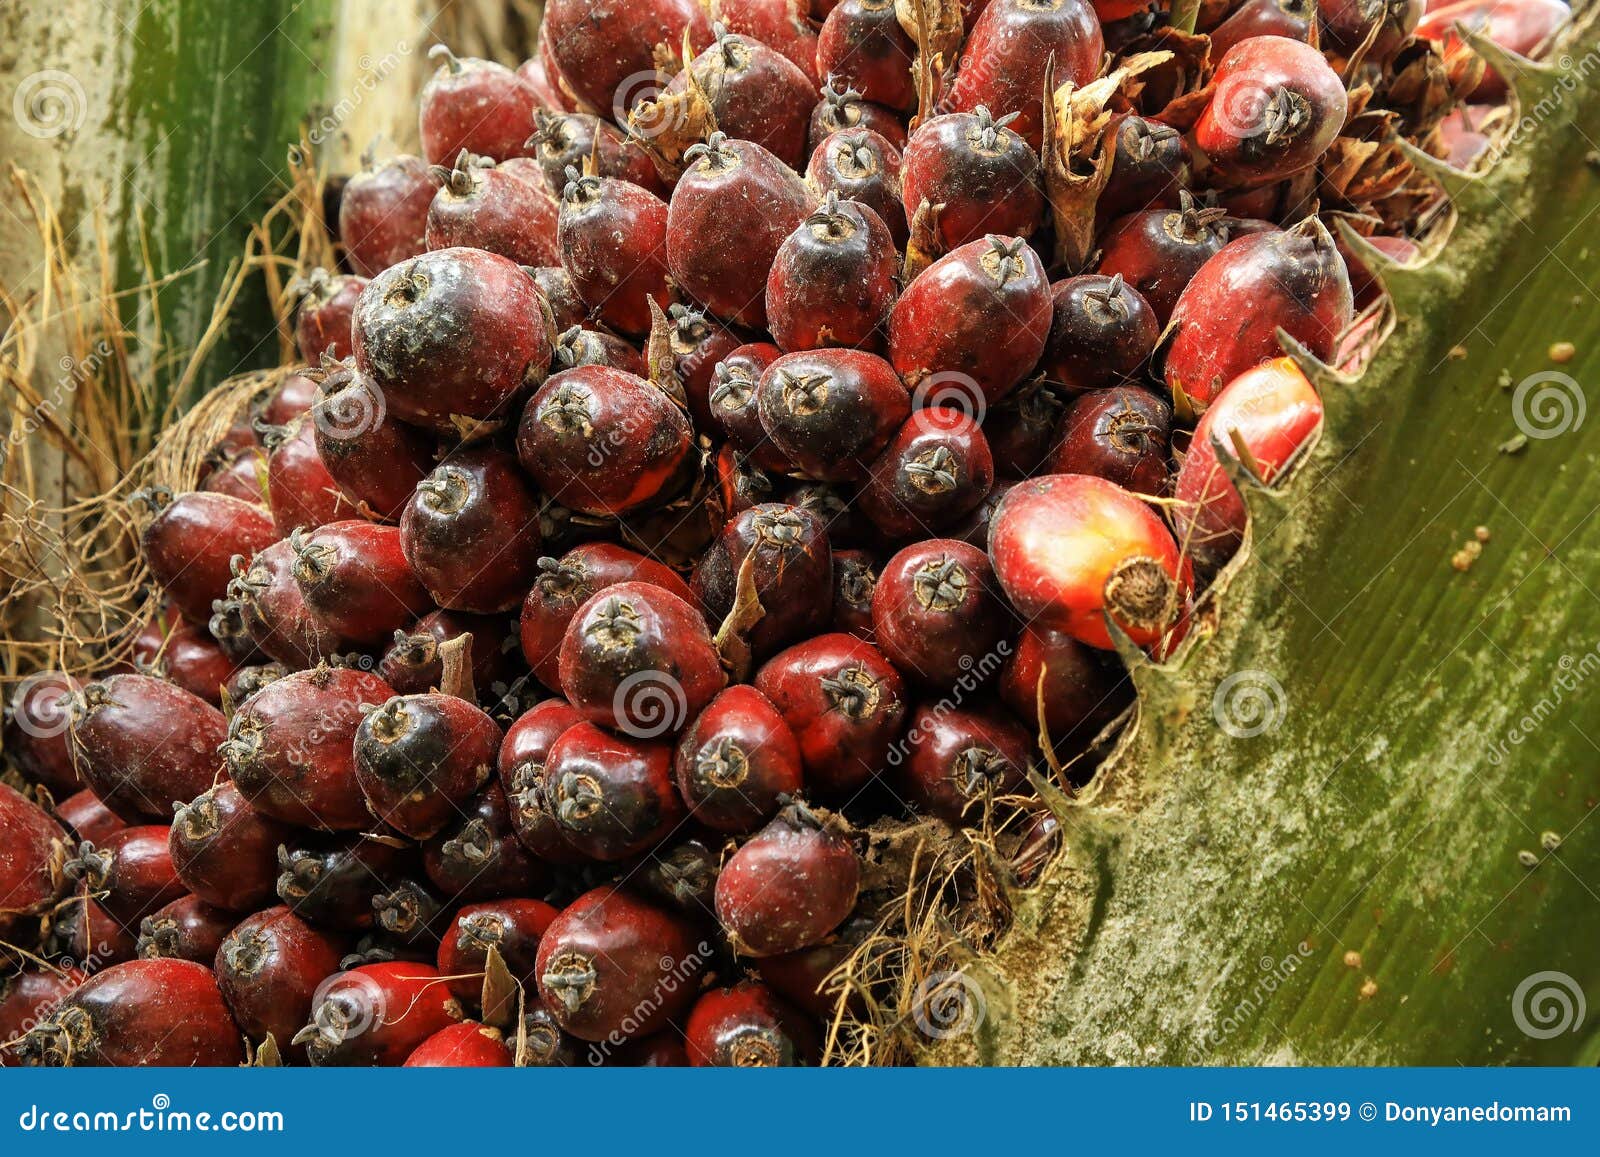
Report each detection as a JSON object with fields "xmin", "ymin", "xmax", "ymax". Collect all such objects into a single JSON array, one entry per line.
[
  {"xmin": 806, "ymin": 127, "xmax": 907, "ymax": 248},
  {"xmin": 422, "ymin": 782, "xmax": 544, "ymax": 903},
  {"xmin": 888, "ymin": 235, "xmax": 1052, "ymax": 413},
  {"xmin": 817, "ymin": 0, "xmax": 918, "ymax": 112},
  {"xmin": 665, "ymin": 305, "xmax": 742, "ymax": 431},
  {"xmin": 674, "ymin": 685, "xmax": 804, "ymax": 835},
  {"xmin": 708, "ymin": 344, "xmax": 791, "ymax": 471},
  {"xmin": 552, "ymin": 326, "xmax": 648, "ymax": 377},
  {"xmin": 3, "ymin": 672, "xmax": 82, "ymax": 797},
  {"xmin": 831, "ymin": 549, "xmax": 878, "ymax": 637},
  {"xmin": 352, "ymin": 247, "xmax": 552, "ymax": 434},
  {"xmin": 340, "ymin": 150, "xmax": 442, "ymax": 278},
  {"xmin": 755, "ymin": 348, "xmax": 910, "ymax": 482},
  {"xmin": 227, "ymin": 539, "xmax": 344, "ymax": 668},
  {"xmin": 354, "ymin": 693, "xmax": 501, "ymax": 839},
  {"xmin": 1096, "ymin": 191, "xmax": 1232, "ymax": 324},
  {"xmin": 497, "ymin": 698, "xmax": 587, "ymax": 866},
  {"xmin": 288, "ymin": 521, "xmax": 433, "ymax": 647},
  {"xmin": 424, "ymin": 151, "xmax": 560, "ymax": 267},
  {"xmin": 1000, "ymin": 624, "xmax": 1133, "ymax": 750},
  {"xmin": 1041, "ymin": 273, "xmax": 1161, "ymax": 391},
  {"xmin": 808, "ymin": 79, "xmax": 907, "ymax": 154},
  {"xmin": 541, "ymin": 723, "xmax": 683, "ymax": 861},
  {"xmin": 557, "ymin": 171, "xmax": 672, "ymax": 338},
  {"xmin": 274, "ymin": 833, "xmax": 418, "ymax": 931},
  {"xmin": 310, "ymin": 359, "xmax": 435, "ymax": 521},
  {"xmin": 525, "ymin": 110, "xmax": 666, "ymax": 198},
  {"xmin": 1208, "ymin": 0, "xmax": 1316, "ymax": 58},
  {"xmin": 516, "ymin": 367, "xmax": 694, "ymax": 517},
  {"xmin": 1046, "ymin": 385, "xmax": 1173, "ymax": 496},
  {"xmin": 857, "ymin": 407, "xmax": 995, "ymax": 539},
  {"xmin": 715, "ymin": 798, "xmax": 859, "ymax": 956},
  {"xmin": 900, "ymin": 107, "xmax": 1046, "ymax": 252},
  {"xmin": 716, "ymin": 446, "xmax": 780, "ymax": 522},
  {"xmin": 667, "ymin": 132, "xmax": 816, "ymax": 331},
  {"xmin": 664, "ymin": 23, "xmax": 819, "ymax": 171},
  {"xmin": 379, "ymin": 610, "xmax": 512, "ymax": 696},
  {"xmin": 691, "ymin": 503, "xmax": 833, "ymax": 660},
  {"xmin": 400, "ymin": 448, "xmax": 543, "ymax": 614},
  {"xmin": 765, "ymin": 192, "xmax": 898, "ymax": 354},
  {"xmin": 294, "ymin": 268, "xmax": 365, "ymax": 364},
  {"xmin": 983, "ymin": 382, "xmax": 1063, "ymax": 479},
  {"xmin": 1096, "ymin": 115, "xmax": 1188, "ymax": 226},
  {"xmin": 871, "ymin": 539, "xmax": 1011, "ymax": 689},
  {"xmin": 530, "ymin": 266, "xmax": 589, "ymax": 330},
  {"xmin": 898, "ymin": 705, "xmax": 1035, "ymax": 825}
]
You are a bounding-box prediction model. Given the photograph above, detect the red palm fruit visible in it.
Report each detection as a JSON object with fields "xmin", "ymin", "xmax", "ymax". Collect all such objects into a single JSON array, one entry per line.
[
  {"xmin": 990, "ymin": 474, "xmax": 1193, "ymax": 650},
  {"xmin": 808, "ymin": 81, "xmax": 908, "ymax": 153},
  {"xmin": 5, "ymin": 673, "xmax": 82, "ymax": 796},
  {"xmin": 423, "ymin": 782, "xmax": 544, "ymax": 903},
  {"xmin": 519, "ymin": 543, "xmax": 696, "ymax": 691},
  {"xmin": 889, "ymin": 236, "xmax": 1052, "ymax": 411},
  {"xmin": 1001, "ymin": 623, "xmax": 1132, "ymax": 747},
  {"xmin": 17, "ymin": 958, "xmax": 243, "ymax": 1067},
  {"xmin": 517, "ymin": 367, "xmax": 694, "ymax": 517},
  {"xmin": 517, "ymin": 53, "xmax": 569, "ymax": 110},
  {"xmin": 137, "ymin": 489, "xmax": 277, "ymax": 624},
  {"xmin": 901, "ymin": 107, "xmax": 1045, "ymax": 251},
  {"xmin": 170, "ymin": 781, "xmax": 291, "ymax": 911},
  {"xmin": 1209, "ymin": 0, "xmax": 1314, "ymax": 57},
  {"xmin": 419, "ymin": 46, "xmax": 539, "ymax": 164},
  {"xmin": 1173, "ymin": 356, "xmax": 1323, "ymax": 571},
  {"xmin": 63, "ymin": 826, "xmax": 183, "ymax": 928},
  {"xmin": 526, "ymin": 111, "xmax": 665, "ymax": 197},
  {"xmin": 559, "ymin": 581, "xmax": 727, "ymax": 736},
  {"xmin": 692, "ymin": 504, "xmax": 834, "ymax": 659},
  {"xmin": 294, "ymin": 961, "xmax": 463, "ymax": 1065},
  {"xmin": 1047, "ymin": 385, "xmax": 1173, "ymax": 496},
  {"xmin": 69, "ymin": 675, "xmax": 225, "ymax": 823},
  {"xmin": 56, "ymin": 788, "xmax": 124, "ymax": 845},
  {"xmin": 137, "ymin": 895, "xmax": 234, "ymax": 963},
  {"xmin": 42, "ymin": 893, "xmax": 136, "ymax": 965},
  {"xmin": 1096, "ymin": 192, "xmax": 1232, "ymax": 324},
  {"xmin": 223, "ymin": 666, "xmax": 394, "ymax": 831},
  {"xmin": 1418, "ymin": 0, "xmax": 1566, "ymax": 101},
  {"xmin": 310, "ymin": 360, "xmax": 435, "ymax": 521},
  {"xmin": 674, "ymin": 685, "xmax": 804, "ymax": 834},
  {"xmin": 289, "ymin": 522, "xmax": 431, "ymax": 646},
  {"xmin": 872, "ymin": 539, "xmax": 1010, "ymax": 688},
  {"xmin": 542, "ymin": 0, "xmax": 713, "ymax": 120},
  {"xmin": 1322, "ymin": 0, "xmax": 1422, "ymax": 63},
  {"xmin": 899, "ymin": 705, "xmax": 1033, "ymax": 824},
  {"xmin": 132, "ymin": 618, "xmax": 237, "ymax": 706},
  {"xmin": 553, "ymin": 327, "xmax": 648, "ymax": 377},
  {"xmin": 831, "ymin": 550, "xmax": 878, "ymax": 637},
  {"xmin": 1042, "ymin": 274, "xmax": 1160, "ymax": 391},
  {"xmin": 515, "ymin": 996, "xmax": 587, "ymax": 1065},
  {"xmin": 424, "ymin": 152, "xmax": 560, "ymax": 266},
  {"xmin": 340, "ymin": 152, "xmax": 441, "ymax": 278},
  {"xmin": 437, "ymin": 898, "xmax": 560, "ymax": 1003},
  {"xmin": 686, "ymin": 980, "xmax": 818, "ymax": 1066},
  {"xmin": 716, "ymin": 799, "xmax": 859, "ymax": 955},
  {"xmin": 215, "ymin": 906, "xmax": 346, "ymax": 1060},
  {"xmin": 275, "ymin": 834, "xmax": 416, "ymax": 930},
  {"xmin": 668, "ymin": 133, "xmax": 816, "ymax": 329},
  {"xmin": 818, "ymin": 0, "xmax": 917, "ymax": 111},
  {"xmin": 262, "ymin": 417, "xmax": 358, "ymax": 535},
  {"xmin": 222, "ymin": 662, "xmax": 288, "ymax": 704},
  {"xmin": 1193, "ymin": 36, "xmax": 1347, "ymax": 187},
  {"xmin": 948, "ymin": 0, "xmax": 1104, "ymax": 150},
  {"xmin": 531, "ymin": 264, "xmax": 589, "ymax": 330},
  {"xmin": 542, "ymin": 724, "xmax": 683, "ymax": 861},
  {"xmin": 756, "ymin": 348, "xmax": 910, "ymax": 481},
  {"xmin": 859, "ymin": 408, "xmax": 994, "ymax": 539},
  {"xmin": 228, "ymin": 538, "xmax": 343, "ymax": 667},
  {"xmin": 535, "ymin": 886, "xmax": 707, "ymax": 1042},
  {"xmin": 767, "ymin": 192, "xmax": 898, "ymax": 353},
  {"xmin": 715, "ymin": 447, "xmax": 780, "ymax": 523},
  {"xmin": 557, "ymin": 175, "xmax": 672, "ymax": 341},
  {"xmin": 401, "ymin": 448, "xmax": 543, "ymax": 613},
  {"xmin": 667, "ymin": 305, "xmax": 743, "ymax": 429},
  {"xmin": 719, "ymin": 0, "xmax": 823, "ymax": 83},
  {"xmin": 0, "ymin": 783, "xmax": 66, "ymax": 937},
  {"xmin": 380, "ymin": 609, "xmax": 511, "ymax": 697},
  {"xmin": 1341, "ymin": 233, "xmax": 1421, "ymax": 309},
  {"xmin": 354, "ymin": 248, "xmax": 552, "ymax": 433},
  {"xmin": 293, "ymin": 269, "xmax": 364, "ymax": 364},
  {"xmin": 406, "ymin": 1021, "xmax": 514, "ymax": 1066},
  {"xmin": 609, "ymin": 1031, "xmax": 688, "ymax": 1066},
  {"xmin": 0, "ymin": 968, "xmax": 86, "ymax": 1064},
  {"xmin": 633, "ymin": 838, "xmax": 720, "ymax": 918},
  {"xmin": 982, "ymin": 383, "xmax": 1061, "ymax": 478},
  {"xmin": 808, "ymin": 127, "xmax": 907, "ymax": 248},
  {"xmin": 666, "ymin": 26, "xmax": 819, "ymax": 171},
  {"xmin": 1096, "ymin": 116, "xmax": 1188, "ymax": 225},
  {"xmin": 354, "ymin": 693, "xmax": 500, "ymax": 839},
  {"xmin": 753, "ymin": 910, "xmax": 873, "ymax": 1017},
  {"xmin": 754, "ymin": 633, "xmax": 907, "ymax": 794},
  {"xmin": 498, "ymin": 698, "xmax": 587, "ymax": 865},
  {"xmin": 1164, "ymin": 219, "xmax": 1353, "ymax": 406},
  {"xmin": 709, "ymin": 343, "xmax": 790, "ymax": 470},
  {"xmin": 200, "ymin": 447, "xmax": 266, "ymax": 503}
]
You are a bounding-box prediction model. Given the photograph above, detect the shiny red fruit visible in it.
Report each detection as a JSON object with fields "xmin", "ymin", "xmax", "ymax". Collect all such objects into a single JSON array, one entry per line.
[
  {"xmin": 527, "ymin": 111, "xmax": 665, "ymax": 197},
  {"xmin": 401, "ymin": 448, "xmax": 543, "ymax": 613},
  {"xmin": 137, "ymin": 895, "xmax": 234, "ymax": 963},
  {"xmin": 901, "ymin": 107, "xmax": 1045, "ymax": 252},
  {"xmin": 686, "ymin": 980, "xmax": 818, "ymax": 1066},
  {"xmin": 872, "ymin": 539, "xmax": 1011, "ymax": 688},
  {"xmin": 354, "ymin": 692, "xmax": 500, "ymax": 839},
  {"xmin": 666, "ymin": 27, "xmax": 818, "ymax": 171},
  {"xmin": 808, "ymin": 81, "xmax": 907, "ymax": 153},
  {"xmin": 1095, "ymin": 193, "xmax": 1231, "ymax": 325},
  {"xmin": 290, "ymin": 521, "xmax": 431, "ymax": 646},
  {"xmin": 859, "ymin": 407, "xmax": 995, "ymax": 539},
  {"xmin": 0, "ymin": 783, "xmax": 66, "ymax": 938},
  {"xmin": 339, "ymin": 152, "xmax": 441, "ymax": 278},
  {"xmin": 55, "ymin": 788, "xmax": 124, "ymax": 845},
  {"xmin": 1041, "ymin": 274, "xmax": 1160, "ymax": 391},
  {"xmin": 423, "ymin": 782, "xmax": 544, "ymax": 903},
  {"xmin": 1001, "ymin": 624, "xmax": 1133, "ymax": 747},
  {"xmin": 137, "ymin": 489, "xmax": 276, "ymax": 624},
  {"xmin": 405, "ymin": 1022, "xmax": 513, "ymax": 1066},
  {"xmin": 692, "ymin": 503, "xmax": 833, "ymax": 660},
  {"xmin": 69, "ymin": 674, "xmax": 226, "ymax": 823},
  {"xmin": 228, "ymin": 538, "xmax": 343, "ymax": 668},
  {"xmin": 294, "ymin": 961, "xmax": 463, "ymax": 1065},
  {"xmin": 766, "ymin": 192, "xmax": 898, "ymax": 353},
  {"xmin": 498, "ymin": 697, "xmax": 587, "ymax": 865},
  {"xmin": 262, "ymin": 416, "xmax": 358, "ymax": 535},
  {"xmin": 170, "ymin": 780, "xmax": 292, "ymax": 911},
  {"xmin": 5, "ymin": 673, "xmax": 83, "ymax": 796},
  {"xmin": 818, "ymin": 0, "xmax": 918, "ymax": 112},
  {"xmin": 675, "ymin": 684, "xmax": 804, "ymax": 833},
  {"xmin": 708, "ymin": 343, "xmax": 790, "ymax": 470},
  {"xmin": 541, "ymin": 0, "xmax": 713, "ymax": 121},
  {"xmin": 437, "ymin": 897, "xmax": 560, "ymax": 1003},
  {"xmin": 715, "ymin": 799, "xmax": 859, "ymax": 956},
  {"xmin": 557, "ymin": 174, "xmax": 672, "ymax": 337},
  {"xmin": 899, "ymin": 705, "xmax": 1034, "ymax": 824},
  {"xmin": 129, "ymin": 613, "xmax": 237, "ymax": 705},
  {"xmin": 418, "ymin": 47, "xmax": 540, "ymax": 164},
  {"xmin": 425, "ymin": 153, "xmax": 558, "ymax": 267},
  {"xmin": 542, "ymin": 723, "xmax": 684, "ymax": 861},
  {"xmin": 380, "ymin": 609, "xmax": 511, "ymax": 697},
  {"xmin": 807, "ymin": 127, "xmax": 908, "ymax": 248},
  {"xmin": 1193, "ymin": 36, "xmax": 1347, "ymax": 187},
  {"xmin": 756, "ymin": 348, "xmax": 910, "ymax": 482},
  {"xmin": 294, "ymin": 269, "xmax": 365, "ymax": 364},
  {"xmin": 1046, "ymin": 385, "xmax": 1172, "ymax": 496}
]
